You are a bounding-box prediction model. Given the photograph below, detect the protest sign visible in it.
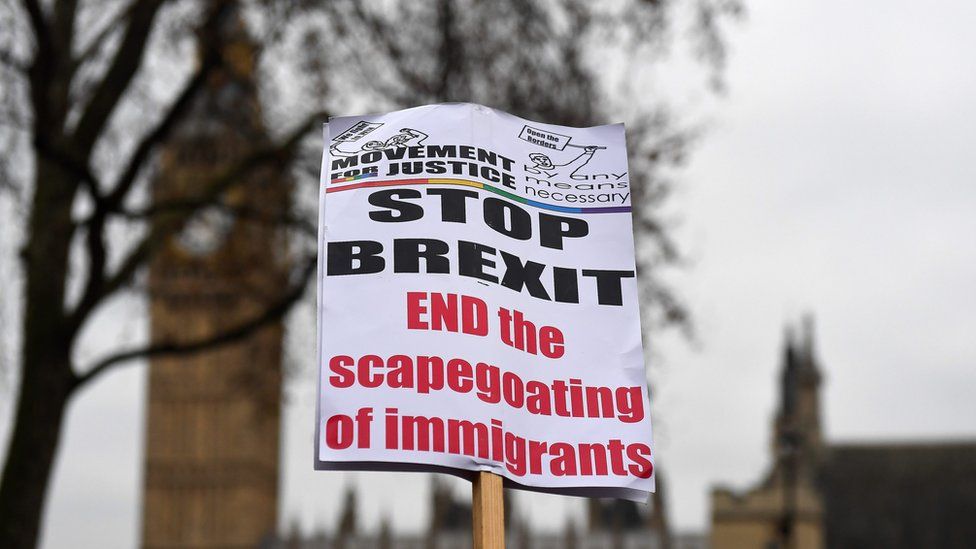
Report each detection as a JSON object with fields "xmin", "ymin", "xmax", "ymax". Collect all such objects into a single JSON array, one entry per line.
[{"xmin": 315, "ymin": 103, "xmax": 654, "ymax": 502}]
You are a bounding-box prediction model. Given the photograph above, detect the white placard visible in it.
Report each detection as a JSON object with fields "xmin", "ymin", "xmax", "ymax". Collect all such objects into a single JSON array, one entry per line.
[{"xmin": 315, "ymin": 103, "xmax": 654, "ymax": 501}]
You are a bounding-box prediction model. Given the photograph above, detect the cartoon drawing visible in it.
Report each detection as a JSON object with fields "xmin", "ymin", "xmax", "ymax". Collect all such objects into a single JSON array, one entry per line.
[
  {"xmin": 525, "ymin": 145, "xmax": 603, "ymax": 179},
  {"xmin": 330, "ymin": 126, "xmax": 428, "ymax": 157}
]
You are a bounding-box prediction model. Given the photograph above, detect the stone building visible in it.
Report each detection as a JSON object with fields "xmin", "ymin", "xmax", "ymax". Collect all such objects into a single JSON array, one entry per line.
[
  {"xmin": 276, "ymin": 475, "xmax": 671, "ymax": 549},
  {"xmin": 710, "ymin": 317, "xmax": 976, "ymax": 549},
  {"xmin": 141, "ymin": 13, "xmax": 289, "ymax": 549}
]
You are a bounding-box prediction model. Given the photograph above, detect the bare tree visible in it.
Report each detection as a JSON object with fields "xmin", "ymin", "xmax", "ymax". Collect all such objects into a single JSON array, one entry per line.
[
  {"xmin": 0, "ymin": 1, "xmax": 739, "ymax": 548},
  {"xmin": 0, "ymin": 2, "xmax": 323, "ymax": 547},
  {"xmin": 290, "ymin": 0, "xmax": 741, "ymax": 331}
]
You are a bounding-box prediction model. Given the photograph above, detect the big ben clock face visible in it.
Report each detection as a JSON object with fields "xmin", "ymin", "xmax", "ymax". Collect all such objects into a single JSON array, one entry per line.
[{"xmin": 175, "ymin": 206, "xmax": 236, "ymax": 256}]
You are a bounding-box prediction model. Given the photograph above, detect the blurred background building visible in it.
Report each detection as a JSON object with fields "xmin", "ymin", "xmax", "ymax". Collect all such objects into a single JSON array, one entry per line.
[
  {"xmin": 710, "ymin": 318, "xmax": 976, "ymax": 549},
  {"xmin": 142, "ymin": 16, "xmax": 288, "ymax": 549},
  {"xmin": 273, "ymin": 476, "xmax": 672, "ymax": 549}
]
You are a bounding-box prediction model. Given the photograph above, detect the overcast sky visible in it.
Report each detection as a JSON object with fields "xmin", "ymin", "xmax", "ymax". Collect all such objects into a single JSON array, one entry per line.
[{"xmin": 2, "ymin": 0, "xmax": 975, "ymax": 547}]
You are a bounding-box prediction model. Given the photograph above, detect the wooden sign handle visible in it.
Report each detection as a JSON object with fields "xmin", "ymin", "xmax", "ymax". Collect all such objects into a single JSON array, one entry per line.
[{"xmin": 472, "ymin": 471, "xmax": 505, "ymax": 549}]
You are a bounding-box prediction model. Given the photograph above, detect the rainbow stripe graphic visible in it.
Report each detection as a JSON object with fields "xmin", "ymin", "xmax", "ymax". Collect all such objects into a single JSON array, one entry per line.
[
  {"xmin": 330, "ymin": 172, "xmax": 379, "ymax": 183},
  {"xmin": 327, "ymin": 177, "xmax": 631, "ymax": 214}
]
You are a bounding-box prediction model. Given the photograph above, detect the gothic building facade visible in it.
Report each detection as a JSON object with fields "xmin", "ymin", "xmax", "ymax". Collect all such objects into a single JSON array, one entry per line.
[
  {"xmin": 710, "ymin": 318, "xmax": 976, "ymax": 549},
  {"xmin": 710, "ymin": 319, "xmax": 825, "ymax": 549}
]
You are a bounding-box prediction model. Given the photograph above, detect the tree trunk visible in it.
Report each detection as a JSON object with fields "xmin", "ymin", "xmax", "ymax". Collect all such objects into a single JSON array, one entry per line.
[
  {"xmin": 0, "ymin": 157, "xmax": 79, "ymax": 549},
  {"xmin": 0, "ymin": 358, "xmax": 73, "ymax": 549}
]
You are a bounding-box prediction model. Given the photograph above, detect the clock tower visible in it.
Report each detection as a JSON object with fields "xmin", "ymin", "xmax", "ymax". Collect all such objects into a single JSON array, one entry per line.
[{"xmin": 141, "ymin": 15, "xmax": 289, "ymax": 549}]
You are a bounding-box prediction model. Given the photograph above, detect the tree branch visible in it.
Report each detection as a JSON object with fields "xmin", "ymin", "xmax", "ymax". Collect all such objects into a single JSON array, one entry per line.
[
  {"xmin": 23, "ymin": 0, "xmax": 59, "ymax": 136},
  {"xmin": 51, "ymin": 0, "xmax": 78, "ymax": 60},
  {"xmin": 103, "ymin": 1, "xmax": 230, "ymax": 209},
  {"xmin": 342, "ymin": 3, "xmax": 434, "ymax": 103},
  {"xmin": 71, "ymin": 2, "xmax": 135, "ymax": 67},
  {"xmin": 33, "ymin": 133, "xmax": 104, "ymax": 203},
  {"xmin": 71, "ymin": 0, "xmax": 167, "ymax": 154},
  {"xmin": 71, "ymin": 255, "xmax": 316, "ymax": 390},
  {"xmin": 67, "ymin": 111, "xmax": 324, "ymax": 332},
  {"xmin": 67, "ymin": 2, "xmax": 230, "ymax": 336},
  {"xmin": 19, "ymin": 0, "xmax": 50, "ymax": 54}
]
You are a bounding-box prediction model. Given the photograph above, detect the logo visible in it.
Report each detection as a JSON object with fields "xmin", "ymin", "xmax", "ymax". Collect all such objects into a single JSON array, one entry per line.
[{"xmin": 330, "ymin": 122, "xmax": 429, "ymax": 158}]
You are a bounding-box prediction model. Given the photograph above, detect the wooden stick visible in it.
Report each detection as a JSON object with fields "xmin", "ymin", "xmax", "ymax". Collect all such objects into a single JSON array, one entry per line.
[{"xmin": 472, "ymin": 471, "xmax": 505, "ymax": 549}]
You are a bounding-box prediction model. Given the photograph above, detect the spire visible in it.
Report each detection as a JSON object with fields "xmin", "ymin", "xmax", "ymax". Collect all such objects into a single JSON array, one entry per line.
[
  {"xmin": 377, "ymin": 514, "xmax": 392, "ymax": 549},
  {"xmin": 773, "ymin": 315, "xmax": 824, "ymax": 481},
  {"xmin": 336, "ymin": 484, "xmax": 358, "ymax": 541},
  {"xmin": 779, "ymin": 325, "xmax": 799, "ymax": 418},
  {"xmin": 801, "ymin": 314, "xmax": 816, "ymax": 362},
  {"xmin": 176, "ymin": 5, "xmax": 265, "ymax": 142},
  {"xmin": 427, "ymin": 475, "xmax": 472, "ymax": 541},
  {"xmin": 563, "ymin": 518, "xmax": 579, "ymax": 549}
]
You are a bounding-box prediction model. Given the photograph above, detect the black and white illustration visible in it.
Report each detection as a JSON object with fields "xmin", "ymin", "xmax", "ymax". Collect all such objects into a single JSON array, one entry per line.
[
  {"xmin": 330, "ymin": 122, "xmax": 429, "ymax": 157},
  {"xmin": 519, "ymin": 124, "xmax": 606, "ymax": 179},
  {"xmin": 524, "ymin": 146, "xmax": 604, "ymax": 179}
]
